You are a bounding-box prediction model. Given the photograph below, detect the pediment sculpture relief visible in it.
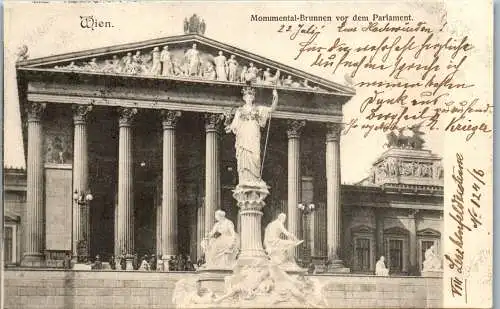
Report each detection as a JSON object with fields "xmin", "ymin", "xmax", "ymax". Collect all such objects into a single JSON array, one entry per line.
[{"xmin": 53, "ymin": 46, "xmax": 328, "ymax": 92}]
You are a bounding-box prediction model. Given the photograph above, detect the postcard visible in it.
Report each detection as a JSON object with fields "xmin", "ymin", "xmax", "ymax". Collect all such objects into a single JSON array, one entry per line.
[{"xmin": 2, "ymin": 1, "xmax": 493, "ymax": 308}]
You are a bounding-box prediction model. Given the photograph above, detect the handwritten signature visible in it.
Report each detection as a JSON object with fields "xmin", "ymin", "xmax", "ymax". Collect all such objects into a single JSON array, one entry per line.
[{"xmin": 445, "ymin": 153, "xmax": 487, "ymax": 301}]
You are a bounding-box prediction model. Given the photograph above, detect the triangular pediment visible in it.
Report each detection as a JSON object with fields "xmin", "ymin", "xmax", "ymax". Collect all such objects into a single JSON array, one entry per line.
[
  {"xmin": 384, "ymin": 227, "xmax": 409, "ymax": 235},
  {"xmin": 16, "ymin": 34, "xmax": 354, "ymax": 96},
  {"xmin": 351, "ymin": 225, "xmax": 375, "ymax": 234},
  {"xmin": 416, "ymin": 228, "xmax": 441, "ymax": 237}
]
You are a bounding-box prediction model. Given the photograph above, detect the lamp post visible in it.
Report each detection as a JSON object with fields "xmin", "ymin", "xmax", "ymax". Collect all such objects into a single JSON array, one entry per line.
[
  {"xmin": 73, "ymin": 189, "xmax": 93, "ymax": 263},
  {"xmin": 73, "ymin": 190, "xmax": 93, "ymax": 205},
  {"xmin": 297, "ymin": 203, "xmax": 315, "ymax": 268}
]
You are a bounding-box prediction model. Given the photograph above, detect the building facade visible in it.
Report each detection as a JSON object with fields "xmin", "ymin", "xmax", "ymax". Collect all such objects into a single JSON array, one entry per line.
[
  {"xmin": 10, "ymin": 18, "xmax": 443, "ymax": 274},
  {"xmin": 340, "ymin": 146, "xmax": 444, "ymax": 275},
  {"xmin": 4, "ymin": 147, "xmax": 443, "ymax": 274},
  {"xmin": 4, "ymin": 168, "xmax": 26, "ymax": 266}
]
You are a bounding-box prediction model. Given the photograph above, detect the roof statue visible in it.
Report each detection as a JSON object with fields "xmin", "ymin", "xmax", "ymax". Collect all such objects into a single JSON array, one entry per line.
[
  {"xmin": 385, "ymin": 123, "xmax": 426, "ymax": 150},
  {"xmin": 184, "ymin": 14, "xmax": 206, "ymax": 35},
  {"xmin": 16, "ymin": 45, "xmax": 29, "ymax": 62}
]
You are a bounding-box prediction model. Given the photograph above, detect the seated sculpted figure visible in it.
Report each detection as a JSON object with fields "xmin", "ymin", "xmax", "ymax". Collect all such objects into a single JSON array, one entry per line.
[
  {"xmin": 375, "ymin": 256, "xmax": 389, "ymax": 276},
  {"xmin": 423, "ymin": 245, "xmax": 442, "ymax": 271},
  {"xmin": 264, "ymin": 213, "xmax": 303, "ymax": 265},
  {"xmin": 201, "ymin": 210, "xmax": 239, "ymax": 268}
]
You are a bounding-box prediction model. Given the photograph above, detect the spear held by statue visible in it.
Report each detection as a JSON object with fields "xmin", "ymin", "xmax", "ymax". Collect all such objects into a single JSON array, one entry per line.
[{"xmin": 261, "ymin": 87, "xmax": 278, "ymax": 176}]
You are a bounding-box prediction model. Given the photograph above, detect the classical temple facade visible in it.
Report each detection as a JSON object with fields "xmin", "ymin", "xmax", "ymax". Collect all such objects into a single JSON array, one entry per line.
[{"xmin": 10, "ymin": 17, "xmax": 443, "ymax": 275}]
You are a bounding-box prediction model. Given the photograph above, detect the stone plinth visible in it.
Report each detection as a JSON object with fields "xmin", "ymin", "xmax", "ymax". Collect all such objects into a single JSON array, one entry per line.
[
  {"xmin": 421, "ymin": 270, "xmax": 443, "ymax": 277},
  {"xmin": 125, "ymin": 258, "xmax": 134, "ymax": 271},
  {"xmin": 72, "ymin": 264, "xmax": 92, "ymax": 271},
  {"xmin": 196, "ymin": 269, "xmax": 231, "ymax": 295},
  {"xmin": 327, "ymin": 260, "xmax": 351, "ymax": 273},
  {"xmin": 232, "ymin": 183, "xmax": 269, "ymax": 265}
]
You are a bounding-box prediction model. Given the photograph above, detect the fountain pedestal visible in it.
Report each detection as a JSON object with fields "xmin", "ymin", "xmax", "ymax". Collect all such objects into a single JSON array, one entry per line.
[{"xmin": 232, "ymin": 183, "xmax": 269, "ymax": 266}]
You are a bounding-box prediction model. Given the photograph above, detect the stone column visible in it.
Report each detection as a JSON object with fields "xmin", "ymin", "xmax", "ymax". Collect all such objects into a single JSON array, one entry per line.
[
  {"xmin": 408, "ymin": 209, "xmax": 418, "ymax": 274},
  {"xmin": 310, "ymin": 212, "xmax": 316, "ymax": 256},
  {"xmin": 204, "ymin": 113, "xmax": 222, "ymax": 237},
  {"xmin": 325, "ymin": 123, "xmax": 348, "ymax": 272},
  {"xmin": 22, "ymin": 102, "xmax": 46, "ymax": 265},
  {"xmin": 161, "ymin": 110, "xmax": 181, "ymax": 265},
  {"xmin": 375, "ymin": 209, "xmax": 384, "ymax": 260},
  {"xmin": 115, "ymin": 107, "xmax": 137, "ymax": 267},
  {"xmin": 237, "ymin": 212, "xmax": 241, "ymax": 235},
  {"xmin": 72, "ymin": 104, "xmax": 92, "ymax": 261},
  {"xmin": 197, "ymin": 203, "xmax": 205, "ymax": 260},
  {"xmin": 302, "ymin": 176, "xmax": 315, "ymax": 256},
  {"xmin": 287, "ymin": 120, "xmax": 305, "ymax": 260},
  {"xmin": 156, "ymin": 205, "xmax": 162, "ymax": 255}
]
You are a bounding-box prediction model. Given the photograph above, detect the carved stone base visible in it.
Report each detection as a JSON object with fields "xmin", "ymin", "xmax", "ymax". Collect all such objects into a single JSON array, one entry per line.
[
  {"xmin": 160, "ymin": 257, "xmax": 170, "ymax": 272},
  {"xmin": 125, "ymin": 258, "xmax": 134, "ymax": 271},
  {"xmin": 173, "ymin": 263, "xmax": 329, "ymax": 308},
  {"xmin": 325, "ymin": 260, "xmax": 350, "ymax": 273},
  {"xmin": 20, "ymin": 259, "xmax": 46, "ymax": 268},
  {"xmin": 73, "ymin": 263, "xmax": 92, "ymax": 271},
  {"xmin": 21, "ymin": 253, "xmax": 45, "ymax": 266},
  {"xmin": 421, "ymin": 270, "xmax": 443, "ymax": 277}
]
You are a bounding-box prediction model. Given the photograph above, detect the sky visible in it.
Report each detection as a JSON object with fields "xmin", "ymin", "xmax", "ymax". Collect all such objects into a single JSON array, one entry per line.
[{"xmin": 3, "ymin": 2, "xmax": 446, "ymax": 184}]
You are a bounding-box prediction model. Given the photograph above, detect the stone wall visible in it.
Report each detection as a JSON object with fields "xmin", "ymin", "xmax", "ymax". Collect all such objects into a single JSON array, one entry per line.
[{"xmin": 4, "ymin": 269, "xmax": 442, "ymax": 309}]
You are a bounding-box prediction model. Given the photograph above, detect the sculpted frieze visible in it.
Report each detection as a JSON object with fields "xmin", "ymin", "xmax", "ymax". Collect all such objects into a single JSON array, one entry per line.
[
  {"xmin": 52, "ymin": 46, "xmax": 328, "ymax": 92},
  {"xmin": 374, "ymin": 158, "xmax": 443, "ymax": 180}
]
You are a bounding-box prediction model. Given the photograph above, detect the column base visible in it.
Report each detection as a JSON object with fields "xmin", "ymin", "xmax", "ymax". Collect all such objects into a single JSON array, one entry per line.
[
  {"xmin": 421, "ymin": 270, "xmax": 443, "ymax": 277},
  {"xmin": 325, "ymin": 259, "xmax": 350, "ymax": 273},
  {"xmin": 125, "ymin": 258, "xmax": 134, "ymax": 271},
  {"xmin": 21, "ymin": 253, "xmax": 45, "ymax": 267},
  {"xmin": 73, "ymin": 263, "xmax": 92, "ymax": 270},
  {"xmin": 162, "ymin": 257, "xmax": 172, "ymax": 271}
]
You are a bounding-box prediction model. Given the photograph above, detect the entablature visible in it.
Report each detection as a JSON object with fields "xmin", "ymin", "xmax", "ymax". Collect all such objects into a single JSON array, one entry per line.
[{"xmin": 23, "ymin": 73, "xmax": 344, "ymax": 123}]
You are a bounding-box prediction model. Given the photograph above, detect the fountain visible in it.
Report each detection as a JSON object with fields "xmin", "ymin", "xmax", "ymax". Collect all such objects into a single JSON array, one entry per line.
[{"xmin": 172, "ymin": 87, "xmax": 328, "ymax": 308}]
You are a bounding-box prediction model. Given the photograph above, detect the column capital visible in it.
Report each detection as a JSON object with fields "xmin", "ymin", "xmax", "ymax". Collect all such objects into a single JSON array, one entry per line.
[
  {"xmin": 204, "ymin": 113, "xmax": 224, "ymax": 132},
  {"xmin": 161, "ymin": 110, "xmax": 182, "ymax": 129},
  {"xmin": 73, "ymin": 104, "xmax": 93, "ymax": 125},
  {"xmin": 326, "ymin": 123, "xmax": 343, "ymax": 142},
  {"xmin": 287, "ymin": 120, "xmax": 306, "ymax": 138},
  {"xmin": 118, "ymin": 107, "xmax": 138, "ymax": 127},
  {"xmin": 26, "ymin": 102, "xmax": 46, "ymax": 122}
]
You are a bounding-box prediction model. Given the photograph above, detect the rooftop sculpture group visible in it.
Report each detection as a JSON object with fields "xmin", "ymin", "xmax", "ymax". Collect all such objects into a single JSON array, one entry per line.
[
  {"xmin": 385, "ymin": 125, "xmax": 426, "ymax": 150},
  {"xmin": 373, "ymin": 124, "xmax": 444, "ymax": 183},
  {"xmin": 184, "ymin": 14, "xmax": 206, "ymax": 35}
]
